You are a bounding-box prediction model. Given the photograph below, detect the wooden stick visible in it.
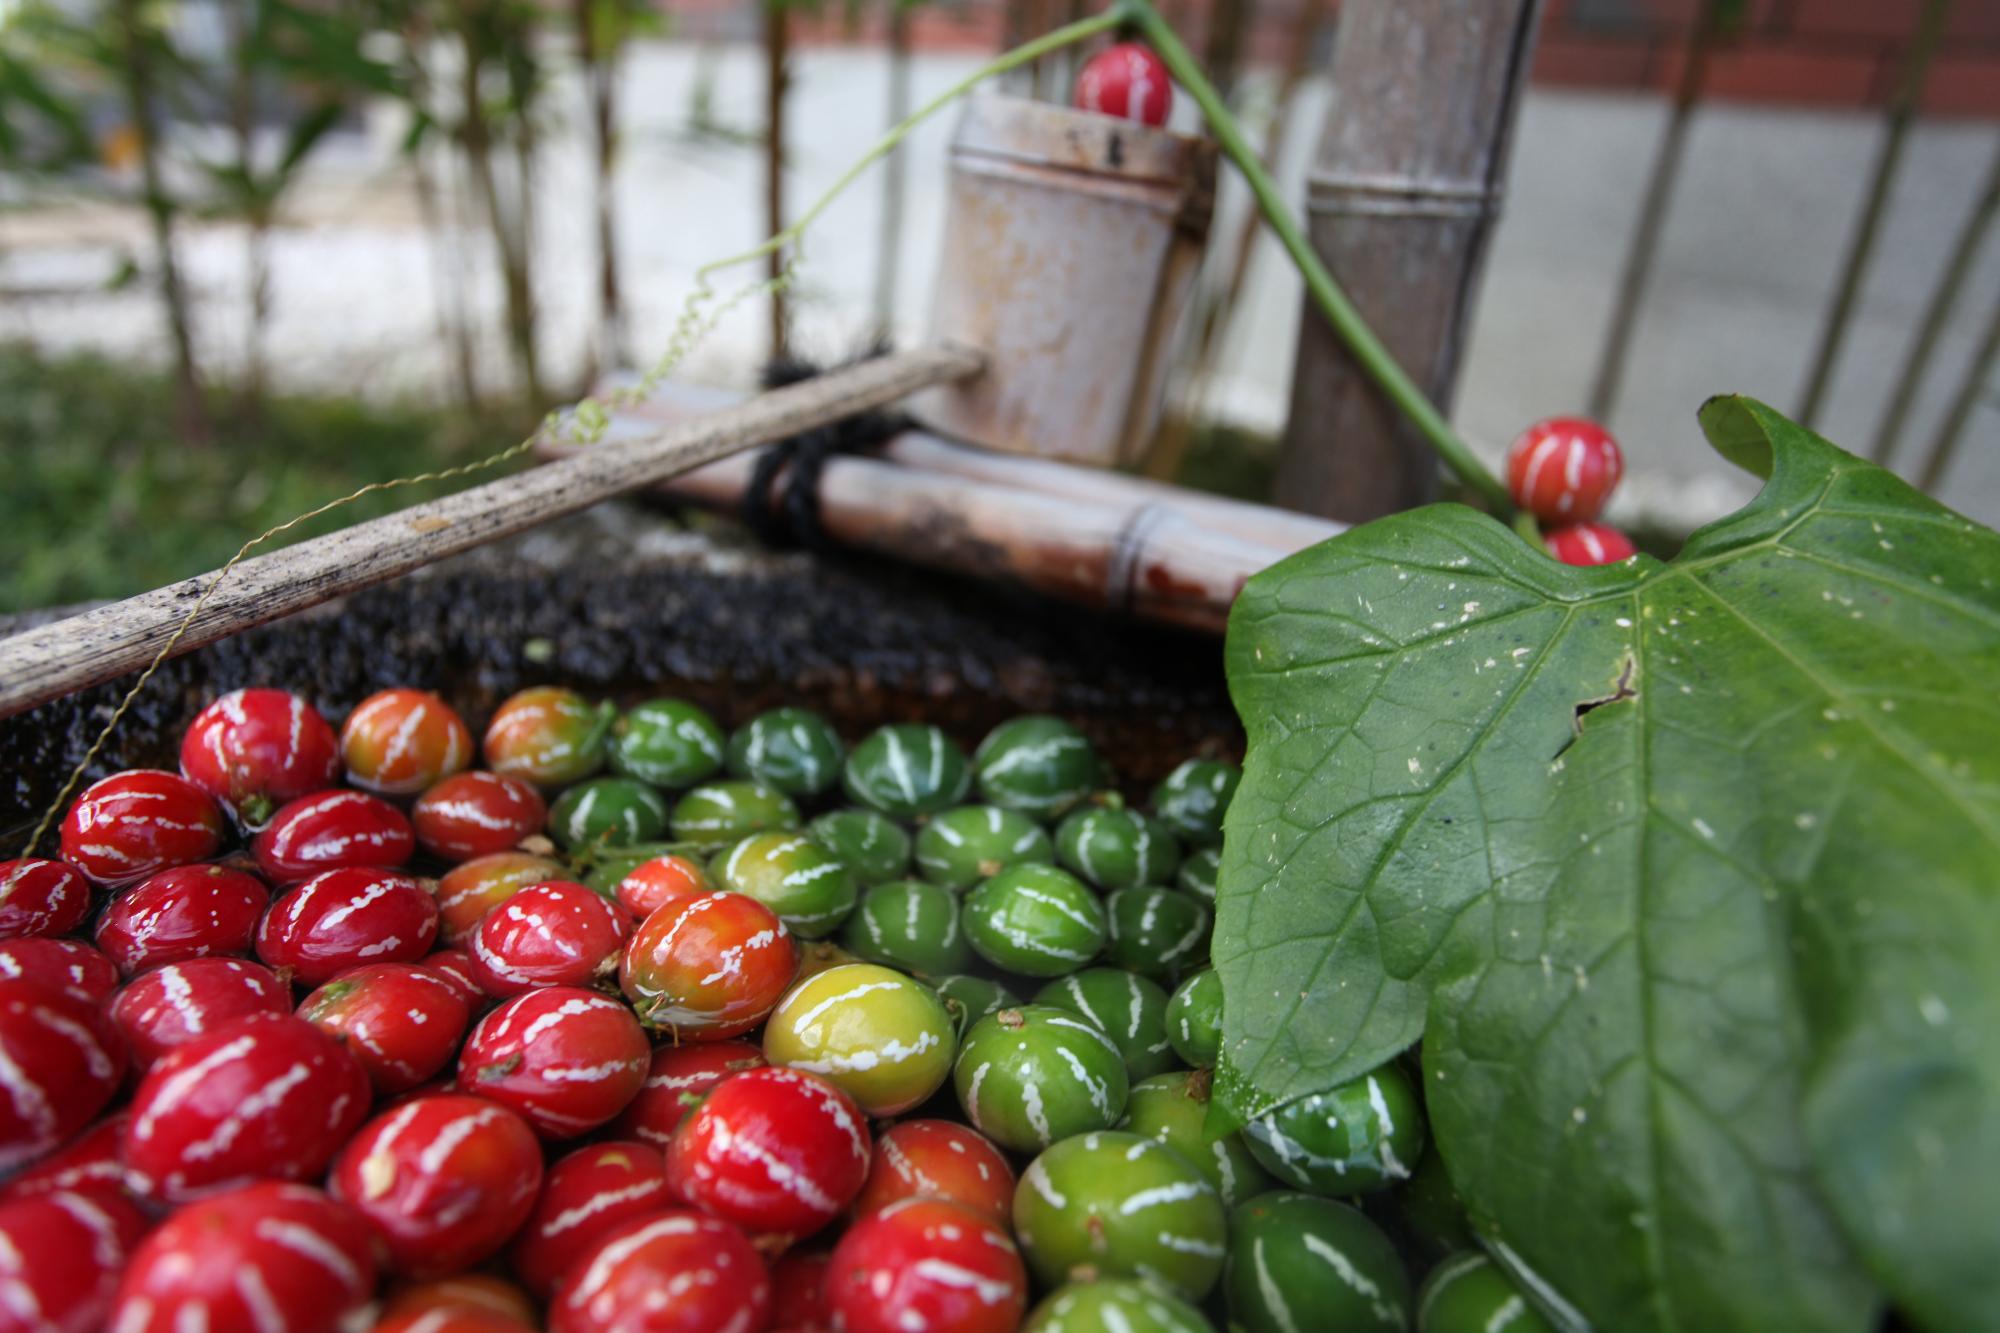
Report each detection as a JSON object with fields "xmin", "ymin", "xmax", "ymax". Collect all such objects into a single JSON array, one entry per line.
[{"xmin": 0, "ymin": 346, "xmax": 983, "ymax": 719}]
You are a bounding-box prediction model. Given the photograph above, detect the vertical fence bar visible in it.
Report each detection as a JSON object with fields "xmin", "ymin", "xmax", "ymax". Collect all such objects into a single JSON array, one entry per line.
[
  {"xmin": 1272, "ymin": 0, "xmax": 1542, "ymax": 521},
  {"xmin": 765, "ymin": 0, "xmax": 791, "ymax": 357},
  {"xmin": 1916, "ymin": 294, "xmax": 2000, "ymax": 495}
]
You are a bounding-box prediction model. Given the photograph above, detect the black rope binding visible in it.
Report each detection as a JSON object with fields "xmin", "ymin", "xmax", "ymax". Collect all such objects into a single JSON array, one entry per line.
[{"xmin": 744, "ymin": 346, "xmax": 909, "ymax": 553}]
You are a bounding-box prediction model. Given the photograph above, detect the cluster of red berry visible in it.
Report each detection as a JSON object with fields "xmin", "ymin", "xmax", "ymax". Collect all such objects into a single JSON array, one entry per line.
[{"xmin": 1506, "ymin": 417, "xmax": 1636, "ymax": 565}]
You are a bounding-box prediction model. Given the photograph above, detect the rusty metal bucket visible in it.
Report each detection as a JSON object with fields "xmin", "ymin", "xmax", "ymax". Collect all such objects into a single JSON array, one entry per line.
[{"xmin": 913, "ymin": 95, "xmax": 1217, "ymax": 468}]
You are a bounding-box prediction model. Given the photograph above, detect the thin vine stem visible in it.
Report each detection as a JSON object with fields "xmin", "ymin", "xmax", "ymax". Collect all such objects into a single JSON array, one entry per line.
[{"xmin": 1114, "ymin": 0, "xmax": 1517, "ymax": 518}]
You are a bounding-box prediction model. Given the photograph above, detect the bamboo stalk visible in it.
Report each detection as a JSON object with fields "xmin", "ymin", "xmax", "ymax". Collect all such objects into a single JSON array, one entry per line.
[
  {"xmin": 1915, "ymin": 289, "xmax": 2000, "ymax": 494},
  {"xmin": 765, "ymin": 0, "xmax": 791, "ymax": 358},
  {"xmin": 0, "ymin": 348, "xmax": 983, "ymax": 719}
]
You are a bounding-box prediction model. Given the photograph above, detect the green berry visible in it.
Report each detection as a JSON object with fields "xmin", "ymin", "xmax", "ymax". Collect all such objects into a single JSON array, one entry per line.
[
  {"xmin": 1033, "ymin": 968, "xmax": 1176, "ymax": 1080},
  {"xmin": 1104, "ymin": 887, "xmax": 1209, "ymax": 983},
  {"xmin": 1013, "ymin": 1130, "xmax": 1226, "ymax": 1299},
  {"xmin": 1242, "ymin": 1062, "xmax": 1426, "ymax": 1196},
  {"xmin": 1119, "ymin": 1070, "xmax": 1272, "ymax": 1208},
  {"xmin": 725, "ymin": 707, "xmax": 846, "ymax": 797},
  {"xmin": 1165, "ymin": 968, "xmax": 1223, "ymax": 1068},
  {"xmin": 1396, "ymin": 1141, "xmax": 1476, "ymax": 1261},
  {"xmin": 608, "ymin": 699, "xmax": 726, "ymax": 788},
  {"xmin": 839, "ymin": 878, "xmax": 970, "ymax": 977},
  {"xmin": 1055, "ymin": 805, "xmax": 1181, "ymax": 890},
  {"xmin": 547, "ymin": 777, "xmax": 669, "ymax": 851},
  {"xmin": 1416, "ymin": 1252, "xmax": 1554, "ymax": 1333},
  {"xmin": 1175, "ymin": 847, "xmax": 1220, "ymax": 906},
  {"xmin": 763, "ymin": 962, "xmax": 956, "ymax": 1116},
  {"xmin": 669, "ymin": 780, "xmax": 800, "ymax": 850},
  {"xmin": 714, "ymin": 831, "xmax": 856, "ymax": 938},
  {"xmin": 842, "ymin": 724, "xmax": 971, "ymax": 819},
  {"xmin": 1149, "ymin": 759, "xmax": 1239, "ymax": 848},
  {"xmin": 954, "ymin": 1005, "xmax": 1127, "ymax": 1152},
  {"xmin": 962, "ymin": 864, "xmax": 1106, "ymax": 978},
  {"xmin": 932, "ymin": 974, "xmax": 1019, "ymax": 1037},
  {"xmin": 807, "ymin": 808, "xmax": 912, "ymax": 885},
  {"xmin": 1022, "ymin": 1279, "xmax": 1216, "ymax": 1333},
  {"xmin": 913, "ymin": 805, "xmax": 1053, "ymax": 890},
  {"xmin": 973, "ymin": 716, "xmax": 1103, "ymax": 821},
  {"xmin": 1225, "ymin": 1192, "xmax": 1412, "ymax": 1333}
]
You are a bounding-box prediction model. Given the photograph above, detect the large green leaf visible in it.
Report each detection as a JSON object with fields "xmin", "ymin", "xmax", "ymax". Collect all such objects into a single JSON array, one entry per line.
[{"xmin": 1214, "ymin": 397, "xmax": 2000, "ymax": 1331}]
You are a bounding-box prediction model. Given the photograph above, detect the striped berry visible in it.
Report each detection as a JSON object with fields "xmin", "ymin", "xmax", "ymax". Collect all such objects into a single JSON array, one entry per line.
[
  {"xmin": 1149, "ymin": 757, "xmax": 1240, "ymax": 848},
  {"xmin": 610, "ymin": 1040, "xmax": 766, "ymax": 1148},
  {"xmin": 60, "ymin": 770, "xmax": 225, "ymax": 888},
  {"xmin": 253, "ymin": 789, "xmax": 415, "ymax": 884},
  {"xmin": 608, "ymin": 698, "xmax": 728, "ymax": 790},
  {"xmin": 549, "ymin": 1210, "xmax": 770, "ymax": 1333},
  {"xmin": 0, "ymin": 1112, "xmax": 130, "ymax": 1207},
  {"xmin": 466, "ymin": 880, "xmax": 628, "ymax": 996},
  {"xmin": 843, "ymin": 724, "xmax": 972, "ymax": 820},
  {"xmin": 762, "ymin": 962, "xmax": 955, "ymax": 1116},
  {"xmin": 329, "ymin": 1093, "xmax": 544, "ymax": 1276},
  {"xmin": 1414, "ymin": 1251, "xmax": 1553, "ymax": 1333},
  {"xmin": 419, "ymin": 948, "xmax": 484, "ymax": 1006},
  {"xmin": 1226, "ymin": 1192, "xmax": 1412, "ymax": 1333},
  {"xmin": 298, "ymin": 961, "xmax": 473, "ymax": 1093},
  {"xmin": 375, "ymin": 1275, "xmax": 539, "ymax": 1331},
  {"xmin": 179, "ymin": 688, "xmax": 341, "ymax": 828},
  {"xmin": 1506, "ymin": 416, "xmax": 1623, "ymax": 523},
  {"xmin": 0, "ymin": 937, "xmax": 119, "ymax": 1002},
  {"xmin": 973, "ymin": 716, "xmax": 1103, "ymax": 822},
  {"xmin": 840, "ymin": 878, "xmax": 972, "ymax": 978},
  {"xmin": 1103, "ymin": 886, "xmax": 1210, "ymax": 984},
  {"xmin": 412, "ymin": 771, "xmax": 547, "ymax": 862},
  {"xmin": 482, "ymin": 686, "xmax": 616, "ymax": 789},
  {"xmin": 620, "ymin": 891, "xmax": 797, "ymax": 1041},
  {"xmin": 827, "ymin": 1197, "xmax": 1028, "ymax": 1333},
  {"xmin": 455, "ymin": 987, "xmax": 649, "ymax": 1137},
  {"xmin": 109, "ymin": 1182, "xmax": 378, "ymax": 1333},
  {"xmin": 0, "ymin": 979, "xmax": 126, "ymax": 1171},
  {"xmin": 0, "ymin": 858, "xmax": 91, "ymax": 939},
  {"xmin": 1122, "ymin": 1070, "xmax": 1273, "ymax": 1208},
  {"xmin": 1055, "ymin": 803, "xmax": 1181, "ymax": 891},
  {"xmin": 1022, "ymin": 1279, "xmax": 1215, "ymax": 1331},
  {"xmin": 769, "ymin": 1247, "xmax": 833, "ymax": 1329},
  {"xmin": 110, "ymin": 957, "xmax": 290, "ymax": 1071},
  {"xmin": 0, "ymin": 1189, "xmax": 153, "ymax": 1333},
  {"xmin": 1073, "ymin": 41, "xmax": 1173, "ymax": 126},
  {"xmin": 1544, "ymin": 520, "xmax": 1637, "ymax": 567},
  {"xmin": 1035, "ymin": 966, "xmax": 1177, "ymax": 1080},
  {"xmin": 962, "ymin": 865, "xmax": 1106, "ymax": 978},
  {"xmin": 953, "ymin": 1005, "xmax": 1128, "ymax": 1153},
  {"xmin": 714, "ymin": 831, "xmax": 856, "ymax": 939},
  {"xmin": 1013, "ymin": 1130, "xmax": 1227, "ymax": 1299},
  {"xmin": 435, "ymin": 851, "xmax": 567, "ymax": 943},
  {"xmin": 668, "ymin": 780, "xmax": 800, "ymax": 850},
  {"xmin": 1165, "ymin": 967, "xmax": 1223, "ymax": 1068},
  {"xmin": 1241, "ymin": 1062, "xmax": 1425, "ymax": 1196},
  {"xmin": 95, "ymin": 863, "xmax": 270, "ymax": 975},
  {"xmin": 914, "ymin": 803, "xmax": 1053, "ymax": 890},
  {"xmin": 807, "ymin": 808, "xmax": 912, "ymax": 885},
  {"xmin": 665, "ymin": 1066, "xmax": 871, "ymax": 1240},
  {"xmin": 507, "ymin": 1140, "xmax": 674, "ymax": 1298},
  {"xmin": 724, "ymin": 705, "xmax": 846, "ymax": 797},
  {"xmin": 605, "ymin": 852, "xmax": 711, "ymax": 920},
  {"xmin": 121, "ymin": 1014, "xmax": 370, "ymax": 1204},
  {"xmin": 853, "ymin": 1119, "xmax": 1016, "ymax": 1227},
  {"xmin": 547, "ymin": 778, "xmax": 671, "ymax": 852},
  {"xmin": 340, "ymin": 687, "xmax": 473, "ymax": 796},
  {"xmin": 256, "ymin": 867, "xmax": 439, "ymax": 986}
]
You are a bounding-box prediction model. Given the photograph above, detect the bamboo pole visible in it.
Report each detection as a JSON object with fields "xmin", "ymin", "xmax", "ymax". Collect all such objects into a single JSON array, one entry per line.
[
  {"xmin": 1797, "ymin": 0, "xmax": 1951, "ymax": 427},
  {"xmin": 765, "ymin": 0, "xmax": 791, "ymax": 358},
  {"xmin": 0, "ymin": 348, "xmax": 983, "ymax": 719},
  {"xmin": 1915, "ymin": 291, "xmax": 2000, "ymax": 495}
]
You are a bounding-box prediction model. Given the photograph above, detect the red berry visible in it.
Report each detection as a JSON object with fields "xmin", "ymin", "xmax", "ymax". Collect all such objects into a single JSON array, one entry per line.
[
  {"xmin": 419, "ymin": 949, "xmax": 485, "ymax": 1007},
  {"xmin": 329, "ymin": 1093, "xmax": 544, "ymax": 1277},
  {"xmin": 298, "ymin": 961, "xmax": 474, "ymax": 1093},
  {"xmin": 825, "ymin": 1197, "xmax": 1027, "ymax": 1333},
  {"xmin": 455, "ymin": 987, "xmax": 649, "ymax": 1137},
  {"xmin": 256, "ymin": 867, "xmax": 439, "ymax": 986},
  {"xmin": 94, "ymin": 863, "xmax": 270, "ymax": 975},
  {"xmin": 467, "ymin": 880, "xmax": 629, "ymax": 997},
  {"xmin": 666, "ymin": 1066, "xmax": 870, "ymax": 1241},
  {"xmin": 341, "ymin": 688, "xmax": 474, "ymax": 796},
  {"xmin": 0, "ymin": 937, "xmax": 119, "ymax": 1002},
  {"xmin": 483, "ymin": 686, "xmax": 615, "ymax": 789},
  {"xmin": 1073, "ymin": 41, "xmax": 1172, "ymax": 125},
  {"xmin": 179, "ymin": 688, "xmax": 341, "ymax": 828},
  {"xmin": 436, "ymin": 851, "xmax": 568, "ymax": 944},
  {"xmin": 0, "ymin": 979, "xmax": 125, "ymax": 1172},
  {"xmin": 413, "ymin": 771, "xmax": 548, "ymax": 862},
  {"xmin": 0, "ymin": 858, "xmax": 91, "ymax": 939},
  {"xmin": 549, "ymin": 1210, "xmax": 771, "ymax": 1333},
  {"xmin": 0, "ymin": 1189, "xmax": 152, "ymax": 1333},
  {"xmin": 769, "ymin": 1247, "xmax": 832, "ymax": 1330},
  {"xmin": 853, "ymin": 1119, "xmax": 1016, "ymax": 1227},
  {"xmin": 0, "ymin": 1113, "xmax": 131, "ymax": 1207},
  {"xmin": 122, "ymin": 1014, "xmax": 370, "ymax": 1204},
  {"xmin": 1545, "ymin": 521, "xmax": 1637, "ymax": 567},
  {"xmin": 1507, "ymin": 416, "xmax": 1623, "ymax": 523},
  {"xmin": 377, "ymin": 1275, "xmax": 539, "ymax": 1330},
  {"xmin": 610, "ymin": 854, "xmax": 712, "ymax": 920},
  {"xmin": 110, "ymin": 958, "xmax": 290, "ymax": 1070},
  {"xmin": 111, "ymin": 1182, "xmax": 377, "ymax": 1333},
  {"xmin": 611, "ymin": 1040, "xmax": 767, "ymax": 1149},
  {"xmin": 620, "ymin": 892, "xmax": 797, "ymax": 1041},
  {"xmin": 508, "ymin": 1140, "xmax": 674, "ymax": 1298},
  {"xmin": 60, "ymin": 770, "xmax": 225, "ymax": 888},
  {"xmin": 253, "ymin": 789, "xmax": 415, "ymax": 884}
]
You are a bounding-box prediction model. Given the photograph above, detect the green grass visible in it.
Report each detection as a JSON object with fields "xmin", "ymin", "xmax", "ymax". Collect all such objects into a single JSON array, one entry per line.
[{"xmin": 0, "ymin": 343, "xmax": 537, "ymax": 614}]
